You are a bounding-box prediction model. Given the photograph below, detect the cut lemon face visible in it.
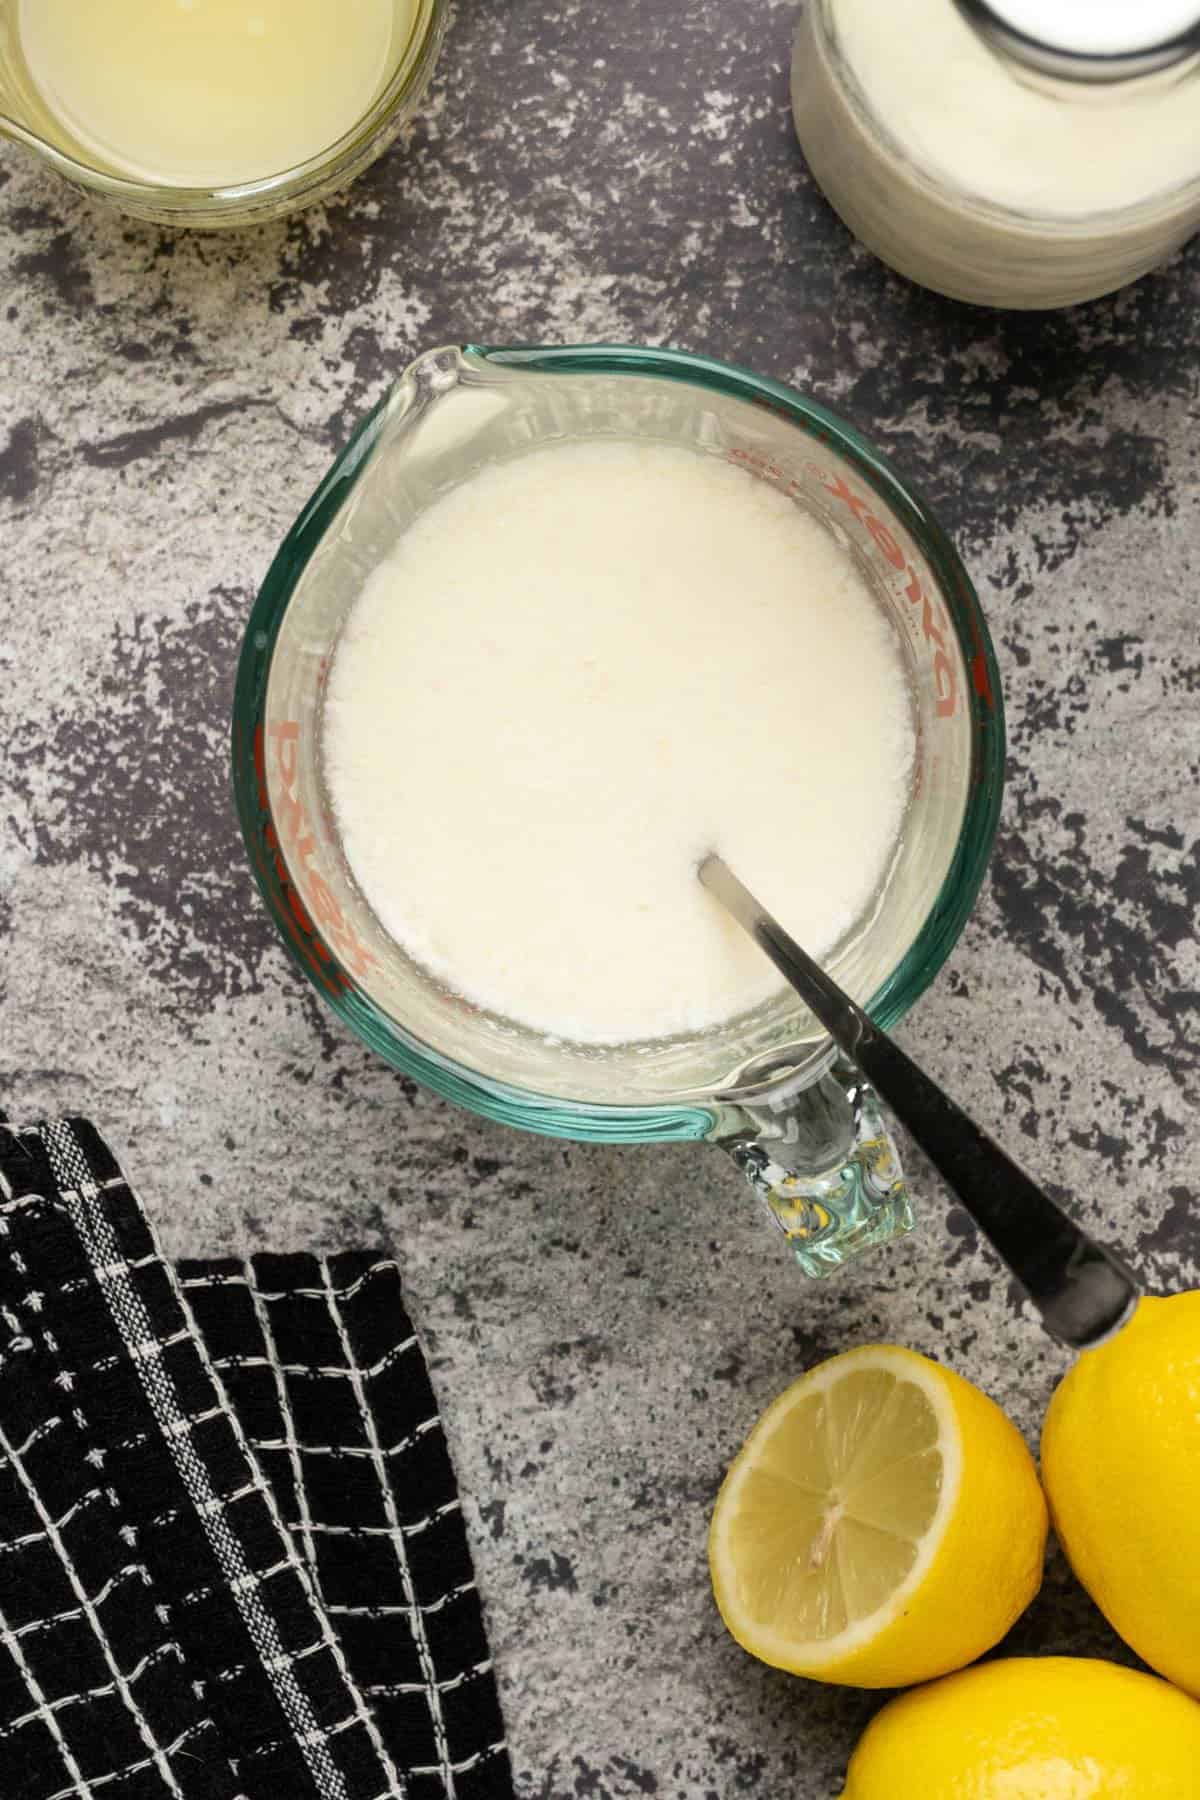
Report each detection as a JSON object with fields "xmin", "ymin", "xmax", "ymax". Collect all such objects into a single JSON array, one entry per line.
[{"xmin": 709, "ymin": 1345, "xmax": 1047, "ymax": 1688}]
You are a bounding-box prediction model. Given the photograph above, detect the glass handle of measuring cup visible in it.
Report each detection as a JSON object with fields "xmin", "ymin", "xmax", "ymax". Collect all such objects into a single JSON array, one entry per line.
[{"xmin": 716, "ymin": 1055, "xmax": 914, "ymax": 1278}]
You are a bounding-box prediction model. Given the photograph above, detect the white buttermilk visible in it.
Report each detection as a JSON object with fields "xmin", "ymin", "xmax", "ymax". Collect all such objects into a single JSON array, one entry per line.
[{"xmin": 323, "ymin": 440, "xmax": 916, "ymax": 1044}]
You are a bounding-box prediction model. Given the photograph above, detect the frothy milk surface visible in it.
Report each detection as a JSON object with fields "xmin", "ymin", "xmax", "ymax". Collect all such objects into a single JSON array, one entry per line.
[
  {"xmin": 832, "ymin": 0, "xmax": 1200, "ymax": 216},
  {"xmin": 324, "ymin": 441, "xmax": 915, "ymax": 1044}
]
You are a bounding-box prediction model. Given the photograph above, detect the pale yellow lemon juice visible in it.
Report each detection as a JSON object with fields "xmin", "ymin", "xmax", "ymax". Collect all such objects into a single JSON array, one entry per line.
[{"xmin": 16, "ymin": 0, "xmax": 410, "ymax": 187}]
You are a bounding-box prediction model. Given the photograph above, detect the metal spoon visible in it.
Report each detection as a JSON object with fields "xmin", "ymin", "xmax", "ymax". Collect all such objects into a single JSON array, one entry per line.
[{"xmin": 700, "ymin": 853, "xmax": 1140, "ymax": 1349}]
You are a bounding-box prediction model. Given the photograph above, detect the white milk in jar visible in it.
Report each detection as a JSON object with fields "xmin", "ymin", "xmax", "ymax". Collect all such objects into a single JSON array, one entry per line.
[
  {"xmin": 791, "ymin": 0, "xmax": 1200, "ymax": 308},
  {"xmin": 323, "ymin": 441, "xmax": 916, "ymax": 1046}
]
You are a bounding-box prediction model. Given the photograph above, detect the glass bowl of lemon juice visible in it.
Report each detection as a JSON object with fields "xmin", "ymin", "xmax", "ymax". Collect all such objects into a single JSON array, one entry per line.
[{"xmin": 0, "ymin": 0, "xmax": 446, "ymax": 226}]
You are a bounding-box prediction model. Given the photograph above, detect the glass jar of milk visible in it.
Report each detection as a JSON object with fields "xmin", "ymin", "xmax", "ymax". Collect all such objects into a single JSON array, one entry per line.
[{"xmin": 791, "ymin": 0, "xmax": 1200, "ymax": 307}]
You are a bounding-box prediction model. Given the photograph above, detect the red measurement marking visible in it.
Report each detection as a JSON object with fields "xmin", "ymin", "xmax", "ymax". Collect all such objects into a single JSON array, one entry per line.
[
  {"xmin": 729, "ymin": 447, "xmax": 960, "ymax": 719},
  {"xmin": 256, "ymin": 721, "xmax": 379, "ymax": 984}
]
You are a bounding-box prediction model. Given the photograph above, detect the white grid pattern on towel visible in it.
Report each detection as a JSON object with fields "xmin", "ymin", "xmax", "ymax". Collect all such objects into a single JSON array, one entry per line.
[
  {"xmin": 4, "ymin": 1562, "xmax": 149, "ymax": 1645},
  {"xmin": 241, "ymin": 1255, "xmax": 323, "ymax": 1611},
  {"xmin": 177, "ymin": 1251, "xmax": 506, "ymax": 1798},
  {"xmin": 0, "ymin": 1586, "xmax": 94, "ymax": 1797},
  {"xmin": 44, "ymin": 1721, "xmax": 227, "ymax": 1800},
  {"xmin": 208, "ymin": 1336, "xmax": 419, "ymax": 1381},
  {"xmin": 246, "ymin": 1416, "xmax": 440, "ymax": 1459},
  {"xmin": 41, "ymin": 1120, "xmax": 406, "ymax": 1800},
  {"xmin": 0, "ymin": 1481, "xmax": 107, "ymax": 1556},
  {"xmin": 0, "ymin": 1230, "xmax": 185, "ymax": 1796},
  {"xmin": 321, "ymin": 1261, "xmax": 458, "ymax": 1800},
  {"xmin": 1, "ymin": 1122, "xmax": 511, "ymax": 1800},
  {"xmin": 323, "ymin": 1580, "xmax": 478, "ymax": 1618},
  {"xmin": 180, "ymin": 1266, "xmax": 394, "ymax": 1305},
  {"xmin": 265, "ymin": 1503, "xmax": 461, "ymax": 1544},
  {"xmin": 0, "ymin": 1641, "xmax": 184, "ymax": 1740},
  {"xmin": 359, "ymin": 1659, "xmax": 494, "ymax": 1700}
]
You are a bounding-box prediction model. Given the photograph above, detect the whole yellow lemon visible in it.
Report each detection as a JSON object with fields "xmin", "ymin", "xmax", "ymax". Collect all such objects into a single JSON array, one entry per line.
[
  {"xmin": 1041, "ymin": 1291, "xmax": 1200, "ymax": 1697},
  {"xmin": 840, "ymin": 1655, "xmax": 1200, "ymax": 1799}
]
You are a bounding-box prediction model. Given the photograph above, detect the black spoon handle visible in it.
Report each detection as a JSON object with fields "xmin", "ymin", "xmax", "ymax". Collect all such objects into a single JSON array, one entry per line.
[{"xmin": 701, "ymin": 855, "xmax": 1140, "ymax": 1349}]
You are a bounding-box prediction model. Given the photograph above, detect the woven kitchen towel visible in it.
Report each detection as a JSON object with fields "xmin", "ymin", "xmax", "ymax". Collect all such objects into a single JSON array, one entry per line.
[{"xmin": 0, "ymin": 1116, "xmax": 512, "ymax": 1800}]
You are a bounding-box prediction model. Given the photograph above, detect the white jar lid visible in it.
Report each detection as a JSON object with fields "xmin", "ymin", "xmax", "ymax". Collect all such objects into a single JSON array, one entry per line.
[
  {"xmin": 959, "ymin": 0, "xmax": 1200, "ymax": 75},
  {"xmin": 983, "ymin": 0, "xmax": 1200, "ymax": 56}
]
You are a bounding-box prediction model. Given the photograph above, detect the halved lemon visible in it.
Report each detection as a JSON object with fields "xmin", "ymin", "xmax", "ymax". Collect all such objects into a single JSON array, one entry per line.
[{"xmin": 709, "ymin": 1345, "xmax": 1047, "ymax": 1688}]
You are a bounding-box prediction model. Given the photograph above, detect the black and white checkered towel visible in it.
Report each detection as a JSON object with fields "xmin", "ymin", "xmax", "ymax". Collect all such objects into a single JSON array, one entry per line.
[{"xmin": 0, "ymin": 1117, "xmax": 513, "ymax": 1800}]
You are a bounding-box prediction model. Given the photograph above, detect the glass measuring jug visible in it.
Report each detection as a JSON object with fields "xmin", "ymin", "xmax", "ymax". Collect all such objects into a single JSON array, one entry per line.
[
  {"xmin": 0, "ymin": 0, "xmax": 445, "ymax": 227},
  {"xmin": 232, "ymin": 344, "xmax": 1005, "ymax": 1279}
]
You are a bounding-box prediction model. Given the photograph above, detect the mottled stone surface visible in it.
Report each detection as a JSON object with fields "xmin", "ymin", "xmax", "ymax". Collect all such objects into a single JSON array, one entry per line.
[{"xmin": 1, "ymin": 2, "xmax": 1199, "ymax": 1792}]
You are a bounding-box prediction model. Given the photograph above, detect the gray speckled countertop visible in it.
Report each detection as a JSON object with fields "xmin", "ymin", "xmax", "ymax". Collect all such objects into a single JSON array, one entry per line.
[{"xmin": 2, "ymin": 2, "xmax": 1199, "ymax": 1794}]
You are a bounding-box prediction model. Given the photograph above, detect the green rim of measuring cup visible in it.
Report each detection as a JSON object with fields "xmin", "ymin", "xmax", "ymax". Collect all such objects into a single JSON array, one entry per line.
[{"xmin": 232, "ymin": 343, "xmax": 1005, "ymax": 1143}]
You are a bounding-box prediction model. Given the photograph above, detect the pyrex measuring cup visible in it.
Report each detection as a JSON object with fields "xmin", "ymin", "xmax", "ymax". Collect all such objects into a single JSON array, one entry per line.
[
  {"xmin": 233, "ymin": 345, "xmax": 1004, "ymax": 1278},
  {"xmin": 0, "ymin": 0, "xmax": 445, "ymax": 227}
]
